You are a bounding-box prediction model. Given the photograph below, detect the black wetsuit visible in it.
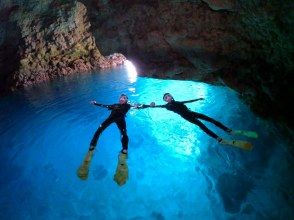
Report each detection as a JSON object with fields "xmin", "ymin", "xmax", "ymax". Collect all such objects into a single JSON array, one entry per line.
[
  {"xmin": 90, "ymin": 103, "xmax": 131, "ymax": 151},
  {"xmin": 155, "ymin": 99, "xmax": 231, "ymax": 140}
]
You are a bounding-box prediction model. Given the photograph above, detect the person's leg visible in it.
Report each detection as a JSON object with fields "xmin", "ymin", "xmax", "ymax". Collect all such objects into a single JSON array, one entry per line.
[
  {"xmin": 183, "ymin": 114, "xmax": 252, "ymax": 150},
  {"xmin": 191, "ymin": 112, "xmax": 232, "ymax": 132},
  {"xmin": 185, "ymin": 116, "xmax": 222, "ymax": 141},
  {"xmin": 89, "ymin": 117, "xmax": 114, "ymax": 150},
  {"xmin": 185, "ymin": 117, "xmax": 222, "ymax": 142},
  {"xmin": 115, "ymin": 118, "xmax": 129, "ymax": 154}
]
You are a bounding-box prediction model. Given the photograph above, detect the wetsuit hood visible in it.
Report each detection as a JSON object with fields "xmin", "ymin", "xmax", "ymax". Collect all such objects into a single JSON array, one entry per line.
[{"xmin": 163, "ymin": 93, "xmax": 174, "ymax": 101}]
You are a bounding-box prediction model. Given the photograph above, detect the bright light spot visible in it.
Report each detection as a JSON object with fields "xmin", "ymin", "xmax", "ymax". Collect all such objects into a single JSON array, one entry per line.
[
  {"xmin": 195, "ymin": 146, "xmax": 201, "ymax": 156},
  {"xmin": 128, "ymin": 87, "xmax": 136, "ymax": 92},
  {"xmin": 124, "ymin": 60, "xmax": 137, "ymax": 83},
  {"xmin": 135, "ymin": 79, "xmax": 208, "ymax": 159}
]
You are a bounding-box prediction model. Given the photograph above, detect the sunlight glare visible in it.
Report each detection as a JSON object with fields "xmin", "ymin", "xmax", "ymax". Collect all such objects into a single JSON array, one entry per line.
[{"xmin": 125, "ymin": 60, "xmax": 138, "ymax": 83}]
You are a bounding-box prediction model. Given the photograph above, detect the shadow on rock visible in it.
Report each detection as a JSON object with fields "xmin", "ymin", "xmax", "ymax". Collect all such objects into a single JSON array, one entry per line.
[{"xmin": 216, "ymin": 173, "xmax": 254, "ymax": 213}]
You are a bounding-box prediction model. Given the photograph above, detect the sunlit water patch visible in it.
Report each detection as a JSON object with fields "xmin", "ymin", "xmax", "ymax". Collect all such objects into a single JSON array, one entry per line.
[{"xmin": 0, "ymin": 64, "xmax": 293, "ymax": 219}]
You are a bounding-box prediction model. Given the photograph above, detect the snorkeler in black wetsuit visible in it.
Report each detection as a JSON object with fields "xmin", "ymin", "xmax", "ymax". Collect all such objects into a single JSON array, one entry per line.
[
  {"xmin": 150, "ymin": 93, "xmax": 233, "ymax": 143},
  {"xmin": 77, "ymin": 93, "xmax": 256, "ymax": 181},
  {"xmin": 89, "ymin": 95, "xmax": 131, "ymax": 154},
  {"xmin": 77, "ymin": 94, "xmax": 150, "ymax": 181},
  {"xmin": 89, "ymin": 94, "xmax": 150, "ymax": 154}
]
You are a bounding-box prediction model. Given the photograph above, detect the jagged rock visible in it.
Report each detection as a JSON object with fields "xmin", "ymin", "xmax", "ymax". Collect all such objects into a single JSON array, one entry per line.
[
  {"xmin": 0, "ymin": 0, "xmax": 292, "ymax": 127},
  {"xmin": 83, "ymin": 0, "xmax": 293, "ymax": 127},
  {"xmin": 0, "ymin": 1, "xmax": 126, "ymax": 91}
]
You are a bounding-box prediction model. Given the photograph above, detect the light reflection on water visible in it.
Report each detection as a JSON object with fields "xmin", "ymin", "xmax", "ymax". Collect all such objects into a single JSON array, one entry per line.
[{"xmin": 0, "ymin": 63, "xmax": 293, "ymax": 219}]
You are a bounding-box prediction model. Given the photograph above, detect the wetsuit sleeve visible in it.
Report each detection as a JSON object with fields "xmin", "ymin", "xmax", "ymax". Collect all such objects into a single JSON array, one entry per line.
[
  {"xmin": 126, "ymin": 104, "xmax": 131, "ymax": 111},
  {"xmin": 129, "ymin": 103, "xmax": 154, "ymax": 109},
  {"xmin": 181, "ymin": 98, "xmax": 204, "ymax": 104},
  {"xmin": 131, "ymin": 104, "xmax": 166, "ymax": 109},
  {"xmin": 151, "ymin": 104, "xmax": 166, "ymax": 108},
  {"xmin": 135, "ymin": 104, "xmax": 153, "ymax": 109},
  {"xmin": 94, "ymin": 102, "xmax": 113, "ymax": 109}
]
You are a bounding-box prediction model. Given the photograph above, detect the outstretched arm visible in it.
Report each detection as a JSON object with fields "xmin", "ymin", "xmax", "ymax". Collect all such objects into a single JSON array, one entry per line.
[
  {"xmin": 181, "ymin": 98, "xmax": 204, "ymax": 104},
  {"xmin": 131, "ymin": 102, "xmax": 166, "ymax": 109},
  {"xmin": 147, "ymin": 102, "xmax": 166, "ymax": 108},
  {"xmin": 131, "ymin": 104, "xmax": 151, "ymax": 109},
  {"xmin": 91, "ymin": 100, "xmax": 114, "ymax": 109}
]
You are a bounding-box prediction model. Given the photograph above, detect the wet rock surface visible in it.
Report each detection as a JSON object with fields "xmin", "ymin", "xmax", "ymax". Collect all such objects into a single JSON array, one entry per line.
[
  {"xmin": 0, "ymin": 0, "xmax": 293, "ymax": 128},
  {"xmin": 82, "ymin": 0, "xmax": 293, "ymax": 127},
  {"xmin": 216, "ymin": 173, "xmax": 254, "ymax": 213},
  {"xmin": 0, "ymin": 1, "xmax": 126, "ymax": 91}
]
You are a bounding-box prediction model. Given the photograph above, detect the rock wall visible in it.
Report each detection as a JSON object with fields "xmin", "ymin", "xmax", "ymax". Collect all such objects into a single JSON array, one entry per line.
[
  {"xmin": 0, "ymin": 0, "xmax": 125, "ymax": 91},
  {"xmin": 0, "ymin": 0, "xmax": 293, "ymax": 127},
  {"xmin": 81, "ymin": 0, "xmax": 293, "ymax": 127}
]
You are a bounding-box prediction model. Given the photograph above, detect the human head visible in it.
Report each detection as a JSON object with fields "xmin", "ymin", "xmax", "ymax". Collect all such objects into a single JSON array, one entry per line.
[
  {"xmin": 119, "ymin": 94, "xmax": 128, "ymax": 104},
  {"xmin": 163, "ymin": 93, "xmax": 174, "ymax": 103}
]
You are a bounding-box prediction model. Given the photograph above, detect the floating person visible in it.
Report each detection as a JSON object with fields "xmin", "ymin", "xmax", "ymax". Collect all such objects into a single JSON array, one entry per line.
[
  {"xmin": 149, "ymin": 93, "xmax": 258, "ymax": 150},
  {"xmin": 77, "ymin": 94, "xmax": 150, "ymax": 186}
]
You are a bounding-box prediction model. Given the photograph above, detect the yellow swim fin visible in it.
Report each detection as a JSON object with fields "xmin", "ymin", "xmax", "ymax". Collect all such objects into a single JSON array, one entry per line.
[
  {"xmin": 220, "ymin": 139, "xmax": 253, "ymax": 151},
  {"xmin": 232, "ymin": 130, "xmax": 258, "ymax": 139},
  {"xmin": 114, "ymin": 152, "xmax": 128, "ymax": 186},
  {"xmin": 77, "ymin": 150, "xmax": 94, "ymax": 180}
]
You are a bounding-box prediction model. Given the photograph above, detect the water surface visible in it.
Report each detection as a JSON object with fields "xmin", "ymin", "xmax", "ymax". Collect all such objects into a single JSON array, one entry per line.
[{"xmin": 0, "ymin": 65, "xmax": 293, "ymax": 219}]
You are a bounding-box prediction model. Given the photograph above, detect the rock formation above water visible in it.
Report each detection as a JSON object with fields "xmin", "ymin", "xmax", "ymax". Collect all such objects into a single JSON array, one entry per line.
[
  {"xmin": 0, "ymin": 0, "xmax": 293, "ymax": 127},
  {"xmin": 0, "ymin": 1, "xmax": 125, "ymax": 91}
]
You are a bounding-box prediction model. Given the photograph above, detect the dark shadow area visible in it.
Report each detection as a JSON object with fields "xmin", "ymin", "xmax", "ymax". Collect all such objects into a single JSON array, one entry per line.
[
  {"xmin": 216, "ymin": 173, "xmax": 254, "ymax": 213},
  {"xmin": 0, "ymin": 6, "xmax": 22, "ymax": 94}
]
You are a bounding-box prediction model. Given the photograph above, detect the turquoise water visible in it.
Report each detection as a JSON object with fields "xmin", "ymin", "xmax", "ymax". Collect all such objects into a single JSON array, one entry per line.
[{"xmin": 0, "ymin": 64, "xmax": 293, "ymax": 219}]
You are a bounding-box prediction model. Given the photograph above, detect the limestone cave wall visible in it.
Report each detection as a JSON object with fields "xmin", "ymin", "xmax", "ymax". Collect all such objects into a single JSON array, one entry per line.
[
  {"xmin": 0, "ymin": 0, "xmax": 293, "ymax": 127},
  {"xmin": 0, "ymin": 0, "xmax": 125, "ymax": 91},
  {"xmin": 80, "ymin": 0, "xmax": 293, "ymax": 126}
]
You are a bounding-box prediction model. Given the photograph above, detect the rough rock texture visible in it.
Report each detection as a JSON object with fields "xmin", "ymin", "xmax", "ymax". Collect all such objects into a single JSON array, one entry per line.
[
  {"xmin": 82, "ymin": 0, "xmax": 237, "ymax": 80},
  {"xmin": 0, "ymin": 0, "xmax": 293, "ymax": 128},
  {"xmin": 202, "ymin": 0, "xmax": 236, "ymax": 11},
  {"xmin": 81, "ymin": 0, "xmax": 293, "ymax": 127},
  {"xmin": 0, "ymin": 1, "xmax": 125, "ymax": 91}
]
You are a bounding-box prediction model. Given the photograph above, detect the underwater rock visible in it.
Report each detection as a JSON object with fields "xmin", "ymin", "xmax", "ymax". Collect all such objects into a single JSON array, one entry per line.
[
  {"xmin": 216, "ymin": 173, "xmax": 254, "ymax": 213},
  {"xmin": 151, "ymin": 211, "xmax": 165, "ymax": 220},
  {"xmin": 202, "ymin": 0, "xmax": 236, "ymax": 11},
  {"xmin": 241, "ymin": 203, "xmax": 254, "ymax": 214}
]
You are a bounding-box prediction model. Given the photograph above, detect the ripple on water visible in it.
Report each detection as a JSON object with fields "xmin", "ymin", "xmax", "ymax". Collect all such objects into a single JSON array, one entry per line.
[{"xmin": 0, "ymin": 66, "xmax": 293, "ymax": 219}]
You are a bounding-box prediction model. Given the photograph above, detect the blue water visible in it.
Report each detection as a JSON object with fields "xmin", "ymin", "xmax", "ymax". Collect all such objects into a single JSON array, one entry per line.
[{"xmin": 0, "ymin": 65, "xmax": 293, "ymax": 220}]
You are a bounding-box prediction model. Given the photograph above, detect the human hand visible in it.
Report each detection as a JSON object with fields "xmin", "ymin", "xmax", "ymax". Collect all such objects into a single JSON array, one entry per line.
[
  {"xmin": 150, "ymin": 102, "xmax": 155, "ymax": 107},
  {"xmin": 90, "ymin": 100, "xmax": 97, "ymax": 105},
  {"xmin": 133, "ymin": 103, "xmax": 139, "ymax": 108}
]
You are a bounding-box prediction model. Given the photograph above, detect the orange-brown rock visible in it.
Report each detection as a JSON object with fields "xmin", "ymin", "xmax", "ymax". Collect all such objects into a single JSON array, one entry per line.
[{"xmin": 0, "ymin": 1, "xmax": 126, "ymax": 91}]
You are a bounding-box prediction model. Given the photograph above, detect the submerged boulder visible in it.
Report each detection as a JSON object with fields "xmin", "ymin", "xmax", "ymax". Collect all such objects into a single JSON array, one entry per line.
[{"xmin": 216, "ymin": 173, "xmax": 254, "ymax": 213}]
